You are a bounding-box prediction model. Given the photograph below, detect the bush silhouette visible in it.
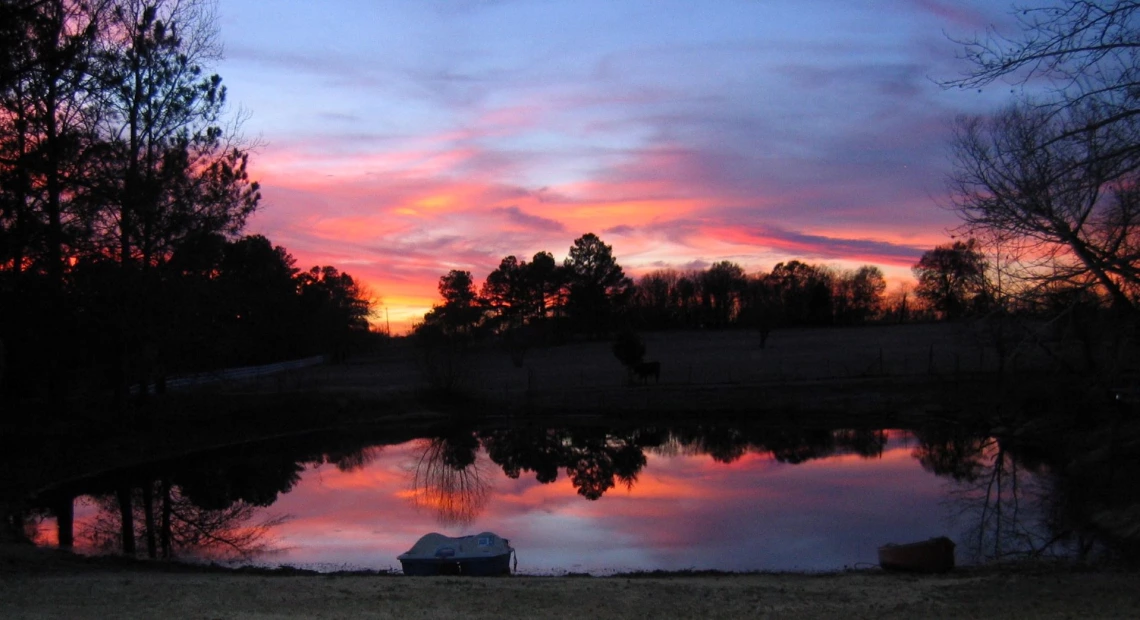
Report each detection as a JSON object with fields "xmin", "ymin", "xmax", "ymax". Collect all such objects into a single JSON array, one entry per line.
[{"xmin": 612, "ymin": 330, "xmax": 646, "ymax": 368}]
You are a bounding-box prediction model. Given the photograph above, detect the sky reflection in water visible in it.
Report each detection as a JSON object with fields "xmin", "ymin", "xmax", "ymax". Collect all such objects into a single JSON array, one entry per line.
[{"xmin": 260, "ymin": 432, "xmax": 946, "ymax": 574}]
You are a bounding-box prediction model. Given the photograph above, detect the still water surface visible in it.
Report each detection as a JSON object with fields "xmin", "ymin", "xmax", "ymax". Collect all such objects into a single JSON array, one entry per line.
[
  {"xmin": 240, "ymin": 432, "xmax": 948, "ymax": 573},
  {"xmin": 48, "ymin": 425, "xmax": 1058, "ymax": 574}
]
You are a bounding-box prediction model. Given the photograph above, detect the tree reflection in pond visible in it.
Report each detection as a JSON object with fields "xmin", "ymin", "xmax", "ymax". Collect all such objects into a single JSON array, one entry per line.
[
  {"xmin": 913, "ymin": 425, "xmax": 988, "ymax": 482},
  {"xmin": 479, "ymin": 428, "xmax": 649, "ymax": 500},
  {"xmin": 564, "ymin": 430, "xmax": 647, "ymax": 500},
  {"xmin": 16, "ymin": 416, "xmax": 1138, "ymax": 569},
  {"xmin": 941, "ymin": 437, "xmax": 1076, "ymax": 563},
  {"xmin": 85, "ymin": 483, "xmax": 287, "ymax": 561},
  {"xmin": 917, "ymin": 422, "xmax": 1123, "ymax": 564},
  {"xmin": 320, "ymin": 446, "xmax": 384, "ymax": 473},
  {"xmin": 408, "ymin": 433, "xmax": 490, "ymax": 527}
]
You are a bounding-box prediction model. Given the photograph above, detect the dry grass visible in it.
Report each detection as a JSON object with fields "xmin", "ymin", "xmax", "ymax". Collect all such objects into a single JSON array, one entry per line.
[
  {"xmin": 262, "ymin": 323, "xmax": 1052, "ymax": 417},
  {"xmin": 2, "ymin": 545, "xmax": 1137, "ymax": 620}
]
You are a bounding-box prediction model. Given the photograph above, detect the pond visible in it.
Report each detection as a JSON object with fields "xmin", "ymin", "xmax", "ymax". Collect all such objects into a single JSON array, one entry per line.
[
  {"xmin": 30, "ymin": 418, "xmax": 1089, "ymax": 574},
  {"xmin": 258, "ymin": 431, "xmax": 947, "ymax": 573}
]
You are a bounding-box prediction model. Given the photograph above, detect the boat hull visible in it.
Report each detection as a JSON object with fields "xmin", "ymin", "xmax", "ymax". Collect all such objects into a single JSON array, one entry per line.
[
  {"xmin": 878, "ymin": 537, "xmax": 955, "ymax": 573},
  {"xmin": 398, "ymin": 532, "xmax": 514, "ymax": 576}
]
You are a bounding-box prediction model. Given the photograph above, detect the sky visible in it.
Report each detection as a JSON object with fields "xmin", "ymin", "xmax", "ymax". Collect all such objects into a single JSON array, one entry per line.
[{"xmin": 212, "ymin": 0, "xmax": 1021, "ymax": 333}]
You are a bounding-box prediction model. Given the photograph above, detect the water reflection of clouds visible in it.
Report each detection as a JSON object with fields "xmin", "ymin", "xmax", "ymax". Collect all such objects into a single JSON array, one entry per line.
[{"xmin": 258, "ymin": 435, "xmax": 948, "ymax": 573}]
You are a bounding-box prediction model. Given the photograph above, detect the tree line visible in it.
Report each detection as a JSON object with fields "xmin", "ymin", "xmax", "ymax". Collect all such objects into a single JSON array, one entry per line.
[
  {"xmin": 416, "ymin": 232, "xmax": 902, "ymax": 344},
  {"xmin": 0, "ymin": 0, "xmax": 373, "ymax": 406}
]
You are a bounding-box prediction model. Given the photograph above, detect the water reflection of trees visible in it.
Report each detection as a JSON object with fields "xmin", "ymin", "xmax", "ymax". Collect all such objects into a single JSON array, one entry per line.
[
  {"xmin": 480, "ymin": 428, "xmax": 651, "ymax": 500},
  {"xmin": 408, "ymin": 431, "xmax": 490, "ymax": 527},
  {"xmin": 21, "ymin": 416, "xmax": 1136, "ymax": 566},
  {"xmin": 33, "ymin": 436, "xmax": 374, "ymax": 560},
  {"xmin": 480, "ymin": 426, "xmax": 886, "ymax": 501},
  {"xmin": 84, "ymin": 449, "xmax": 304, "ymax": 560},
  {"xmin": 661, "ymin": 427, "xmax": 886, "ymax": 466},
  {"xmin": 16, "ymin": 423, "xmax": 899, "ymax": 556},
  {"xmin": 939, "ymin": 438, "xmax": 1068, "ymax": 562},
  {"xmin": 912, "ymin": 425, "xmax": 988, "ymax": 482},
  {"xmin": 912, "ymin": 423, "xmax": 1133, "ymax": 564},
  {"xmin": 319, "ymin": 446, "xmax": 384, "ymax": 473},
  {"xmin": 86, "ymin": 483, "xmax": 286, "ymax": 561}
]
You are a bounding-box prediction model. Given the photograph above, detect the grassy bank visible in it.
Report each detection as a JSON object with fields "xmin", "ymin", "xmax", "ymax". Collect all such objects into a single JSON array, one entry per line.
[{"xmin": 2, "ymin": 542, "xmax": 1138, "ymax": 619}]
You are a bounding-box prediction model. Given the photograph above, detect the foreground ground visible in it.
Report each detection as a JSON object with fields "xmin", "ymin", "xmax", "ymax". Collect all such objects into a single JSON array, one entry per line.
[{"xmin": 1, "ymin": 545, "xmax": 1137, "ymax": 619}]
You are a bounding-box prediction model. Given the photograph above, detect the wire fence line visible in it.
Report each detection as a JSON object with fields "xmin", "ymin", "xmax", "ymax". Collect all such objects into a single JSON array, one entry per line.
[
  {"xmin": 132, "ymin": 355, "xmax": 328, "ymax": 394},
  {"xmin": 456, "ymin": 340, "xmax": 1055, "ymax": 412},
  {"xmin": 462, "ymin": 342, "xmax": 1035, "ymax": 396}
]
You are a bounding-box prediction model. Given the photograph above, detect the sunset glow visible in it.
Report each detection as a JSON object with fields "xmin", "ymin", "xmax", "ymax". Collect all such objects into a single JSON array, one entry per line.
[{"xmin": 212, "ymin": 0, "xmax": 1020, "ymax": 332}]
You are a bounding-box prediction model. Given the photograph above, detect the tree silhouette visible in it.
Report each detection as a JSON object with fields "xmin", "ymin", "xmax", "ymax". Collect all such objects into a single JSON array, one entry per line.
[
  {"xmin": 611, "ymin": 329, "xmax": 646, "ymax": 369},
  {"xmin": 297, "ymin": 265, "xmax": 373, "ymax": 361},
  {"xmin": 833, "ymin": 265, "xmax": 886, "ymax": 325},
  {"xmin": 482, "ymin": 255, "xmax": 531, "ymax": 328},
  {"xmin": 948, "ymin": 104, "xmax": 1140, "ymax": 310},
  {"xmin": 0, "ymin": 0, "xmax": 271, "ymax": 404},
  {"xmin": 214, "ymin": 235, "xmax": 303, "ymax": 364},
  {"xmin": 767, "ymin": 260, "xmax": 833, "ymax": 326},
  {"xmin": 945, "ymin": 1, "xmax": 1140, "ymax": 167},
  {"xmin": 526, "ymin": 250, "xmax": 563, "ymax": 320},
  {"xmin": 699, "ymin": 261, "xmax": 747, "ymax": 327},
  {"xmin": 913, "ymin": 240, "xmax": 988, "ymax": 319},
  {"xmin": 563, "ymin": 233, "xmax": 631, "ymax": 335},
  {"xmin": 420, "ymin": 269, "xmax": 484, "ymax": 338}
]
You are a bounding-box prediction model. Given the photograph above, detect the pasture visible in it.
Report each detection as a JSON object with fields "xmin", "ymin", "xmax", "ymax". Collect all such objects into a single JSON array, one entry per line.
[{"xmin": 273, "ymin": 322, "xmax": 1067, "ymax": 417}]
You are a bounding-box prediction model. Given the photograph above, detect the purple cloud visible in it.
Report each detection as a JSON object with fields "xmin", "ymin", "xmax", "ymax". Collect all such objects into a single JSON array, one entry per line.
[{"xmin": 492, "ymin": 205, "xmax": 566, "ymax": 232}]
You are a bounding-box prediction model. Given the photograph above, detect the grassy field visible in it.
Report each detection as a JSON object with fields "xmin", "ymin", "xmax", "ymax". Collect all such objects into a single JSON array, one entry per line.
[
  {"xmin": 261, "ymin": 322, "xmax": 1066, "ymax": 417},
  {"xmin": 3, "ymin": 544, "xmax": 1138, "ymax": 619}
]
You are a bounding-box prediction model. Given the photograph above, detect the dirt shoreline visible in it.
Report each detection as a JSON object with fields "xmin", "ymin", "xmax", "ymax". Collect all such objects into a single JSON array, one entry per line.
[{"xmin": 1, "ymin": 545, "xmax": 1137, "ymax": 619}]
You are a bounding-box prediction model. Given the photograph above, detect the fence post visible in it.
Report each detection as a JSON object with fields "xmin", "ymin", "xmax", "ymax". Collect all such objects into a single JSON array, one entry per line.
[
  {"xmin": 879, "ymin": 347, "xmax": 884, "ymax": 375},
  {"xmin": 928, "ymin": 344, "xmax": 934, "ymax": 375}
]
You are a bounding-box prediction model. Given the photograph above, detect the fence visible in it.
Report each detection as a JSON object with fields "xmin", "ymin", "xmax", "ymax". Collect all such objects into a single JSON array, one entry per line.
[{"xmin": 132, "ymin": 355, "xmax": 327, "ymax": 394}]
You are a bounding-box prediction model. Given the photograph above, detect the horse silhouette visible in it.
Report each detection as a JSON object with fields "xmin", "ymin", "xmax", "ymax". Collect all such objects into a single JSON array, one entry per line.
[{"xmin": 632, "ymin": 360, "xmax": 660, "ymax": 384}]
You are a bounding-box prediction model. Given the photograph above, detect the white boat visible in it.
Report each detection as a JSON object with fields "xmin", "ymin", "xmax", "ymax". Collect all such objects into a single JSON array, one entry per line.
[{"xmin": 398, "ymin": 532, "xmax": 514, "ymax": 576}]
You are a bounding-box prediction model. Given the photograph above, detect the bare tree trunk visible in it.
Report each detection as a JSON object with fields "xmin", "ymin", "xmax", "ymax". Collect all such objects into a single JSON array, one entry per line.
[
  {"xmin": 54, "ymin": 495, "xmax": 73, "ymax": 550},
  {"xmin": 143, "ymin": 483, "xmax": 156, "ymax": 559},
  {"xmin": 160, "ymin": 479, "xmax": 172, "ymax": 559},
  {"xmin": 116, "ymin": 486, "xmax": 135, "ymax": 556}
]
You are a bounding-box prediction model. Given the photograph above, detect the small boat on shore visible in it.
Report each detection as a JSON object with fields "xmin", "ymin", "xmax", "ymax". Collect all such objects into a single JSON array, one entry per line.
[
  {"xmin": 878, "ymin": 536, "xmax": 955, "ymax": 573},
  {"xmin": 398, "ymin": 532, "xmax": 514, "ymax": 576}
]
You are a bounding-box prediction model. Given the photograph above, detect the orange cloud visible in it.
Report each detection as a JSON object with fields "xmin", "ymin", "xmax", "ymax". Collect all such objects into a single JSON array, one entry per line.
[{"xmin": 240, "ymin": 122, "xmax": 950, "ymax": 332}]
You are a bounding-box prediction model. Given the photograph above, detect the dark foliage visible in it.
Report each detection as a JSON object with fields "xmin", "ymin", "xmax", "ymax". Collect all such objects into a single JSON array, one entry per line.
[
  {"xmin": 611, "ymin": 329, "xmax": 645, "ymax": 368},
  {"xmin": 0, "ymin": 1, "xmax": 374, "ymax": 403},
  {"xmin": 912, "ymin": 240, "xmax": 988, "ymax": 320}
]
